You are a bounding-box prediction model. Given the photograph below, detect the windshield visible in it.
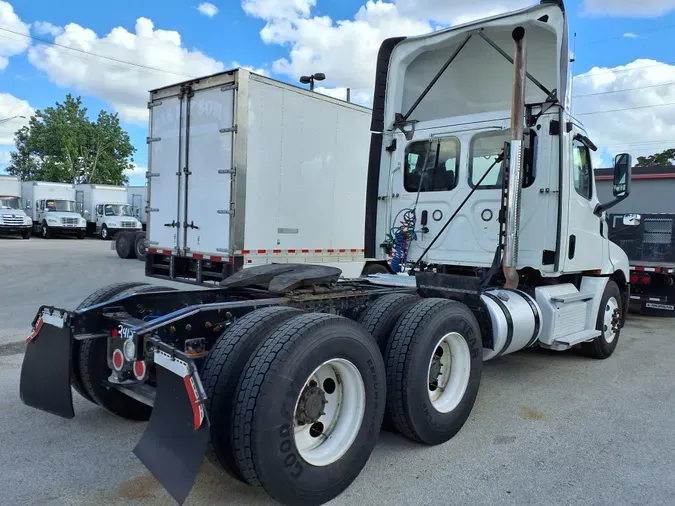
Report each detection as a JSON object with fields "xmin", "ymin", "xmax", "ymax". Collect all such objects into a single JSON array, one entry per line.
[
  {"xmin": 46, "ymin": 200, "xmax": 77, "ymax": 212},
  {"xmin": 105, "ymin": 204, "xmax": 134, "ymax": 217},
  {"xmin": 0, "ymin": 197, "xmax": 20, "ymax": 209}
]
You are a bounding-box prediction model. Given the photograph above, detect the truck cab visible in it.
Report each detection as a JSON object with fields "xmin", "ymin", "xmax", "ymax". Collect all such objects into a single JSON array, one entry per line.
[
  {"xmin": 0, "ymin": 195, "xmax": 32, "ymax": 239},
  {"xmin": 34, "ymin": 199, "xmax": 87, "ymax": 239},
  {"xmin": 94, "ymin": 202, "xmax": 142, "ymax": 240}
]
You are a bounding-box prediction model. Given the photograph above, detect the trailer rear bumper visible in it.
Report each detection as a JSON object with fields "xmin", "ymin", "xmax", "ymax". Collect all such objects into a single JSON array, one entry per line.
[{"xmin": 19, "ymin": 307, "xmax": 75, "ymax": 419}]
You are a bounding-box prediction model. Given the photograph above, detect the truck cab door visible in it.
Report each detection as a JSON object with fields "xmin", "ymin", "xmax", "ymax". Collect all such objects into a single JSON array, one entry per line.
[
  {"xmin": 563, "ymin": 133, "xmax": 606, "ymax": 272},
  {"xmin": 95, "ymin": 205, "xmax": 103, "ymax": 232}
]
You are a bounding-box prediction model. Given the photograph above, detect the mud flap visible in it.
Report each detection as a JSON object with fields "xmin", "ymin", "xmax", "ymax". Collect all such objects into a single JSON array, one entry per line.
[
  {"xmin": 133, "ymin": 349, "xmax": 209, "ymax": 505},
  {"xmin": 19, "ymin": 313, "xmax": 75, "ymax": 419}
]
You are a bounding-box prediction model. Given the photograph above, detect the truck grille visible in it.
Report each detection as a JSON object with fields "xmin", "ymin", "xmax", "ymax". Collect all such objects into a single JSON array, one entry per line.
[
  {"xmin": 1, "ymin": 216, "xmax": 23, "ymax": 226},
  {"xmin": 61, "ymin": 217, "xmax": 79, "ymax": 226},
  {"xmin": 121, "ymin": 221, "xmax": 136, "ymax": 228},
  {"xmin": 644, "ymin": 218, "xmax": 672, "ymax": 245}
]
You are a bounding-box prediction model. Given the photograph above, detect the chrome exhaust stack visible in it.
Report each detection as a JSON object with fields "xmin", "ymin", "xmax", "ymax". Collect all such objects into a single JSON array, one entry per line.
[{"xmin": 503, "ymin": 26, "xmax": 527, "ymax": 290}]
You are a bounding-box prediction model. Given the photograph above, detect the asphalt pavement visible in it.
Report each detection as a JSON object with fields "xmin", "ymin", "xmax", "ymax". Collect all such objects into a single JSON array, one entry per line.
[{"xmin": 0, "ymin": 237, "xmax": 673, "ymax": 505}]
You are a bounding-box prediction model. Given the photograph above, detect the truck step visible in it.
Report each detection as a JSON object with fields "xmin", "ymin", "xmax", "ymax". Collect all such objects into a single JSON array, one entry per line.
[
  {"xmin": 551, "ymin": 329, "xmax": 601, "ymax": 350},
  {"xmin": 550, "ymin": 292, "xmax": 594, "ymax": 304}
]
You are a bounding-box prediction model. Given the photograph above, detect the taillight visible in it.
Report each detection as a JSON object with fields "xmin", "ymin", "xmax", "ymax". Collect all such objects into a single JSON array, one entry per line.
[
  {"xmin": 641, "ymin": 275, "xmax": 650, "ymax": 285},
  {"xmin": 630, "ymin": 274, "xmax": 638, "ymax": 284},
  {"xmin": 111, "ymin": 327, "xmax": 118, "ymax": 338}
]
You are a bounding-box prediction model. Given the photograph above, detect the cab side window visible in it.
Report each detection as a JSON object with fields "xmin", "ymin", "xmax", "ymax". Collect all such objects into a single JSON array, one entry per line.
[
  {"xmin": 96, "ymin": 204, "xmax": 103, "ymax": 216},
  {"xmin": 572, "ymin": 139, "xmax": 592, "ymax": 200},
  {"xmin": 404, "ymin": 137, "xmax": 459, "ymax": 193}
]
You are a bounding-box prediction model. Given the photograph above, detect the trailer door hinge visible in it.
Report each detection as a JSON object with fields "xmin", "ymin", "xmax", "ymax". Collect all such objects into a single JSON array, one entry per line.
[
  {"xmin": 148, "ymin": 101, "xmax": 163, "ymax": 109},
  {"xmin": 146, "ymin": 172, "xmax": 160, "ymax": 178},
  {"xmin": 164, "ymin": 220, "xmax": 179, "ymax": 228},
  {"xmin": 147, "ymin": 137, "xmax": 162, "ymax": 143},
  {"xmin": 183, "ymin": 167, "xmax": 192, "ymax": 176},
  {"xmin": 218, "ymin": 169, "xmax": 235, "ymax": 175},
  {"xmin": 148, "ymin": 208, "xmax": 159, "ymax": 213},
  {"xmin": 219, "ymin": 125, "xmax": 238, "ymax": 134},
  {"xmin": 220, "ymin": 83, "xmax": 239, "ymax": 92},
  {"xmin": 184, "ymin": 221, "xmax": 199, "ymax": 230}
]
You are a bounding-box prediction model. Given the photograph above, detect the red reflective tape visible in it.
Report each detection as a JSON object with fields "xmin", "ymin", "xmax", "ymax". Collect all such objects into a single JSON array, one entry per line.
[
  {"xmin": 192, "ymin": 253, "xmax": 204, "ymax": 260},
  {"xmin": 350, "ymin": 249, "xmax": 358, "ymax": 253},
  {"xmin": 242, "ymin": 249, "xmax": 251, "ymax": 254},
  {"xmin": 301, "ymin": 249, "xmax": 310, "ymax": 253},
  {"xmin": 257, "ymin": 249, "xmax": 266, "ymax": 254},
  {"xmin": 162, "ymin": 250, "xmax": 171, "ymax": 255},
  {"xmin": 210, "ymin": 256, "xmax": 222, "ymax": 262},
  {"xmin": 147, "ymin": 247, "xmax": 157, "ymax": 253},
  {"xmin": 228, "ymin": 257, "xmax": 234, "ymax": 264},
  {"xmin": 339, "ymin": 249, "xmax": 346, "ymax": 253},
  {"xmin": 634, "ymin": 266, "xmax": 644, "ymax": 271},
  {"xmin": 327, "ymin": 249, "xmax": 335, "ymax": 253},
  {"xmin": 26, "ymin": 317, "xmax": 44, "ymax": 343},
  {"xmin": 314, "ymin": 249, "xmax": 322, "ymax": 253},
  {"xmin": 287, "ymin": 249, "xmax": 296, "ymax": 253},
  {"xmin": 273, "ymin": 249, "xmax": 281, "ymax": 254},
  {"xmin": 361, "ymin": 249, "xmax": 365, "ymax": 253},
  {"xmin": 183, "ymin": 376, "xmax": 202, "ymax": 431}
]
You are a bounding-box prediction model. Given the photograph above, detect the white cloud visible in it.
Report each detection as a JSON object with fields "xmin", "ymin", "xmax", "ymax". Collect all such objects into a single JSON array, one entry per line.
[
  {"xmin": 124, "ymin": 163, "xmax": 147, "ymax": 185},
  {"xmin": 395, "ymin": 0, "xmax": 536, "ymax": 25},
  {"xmin": 0, "ymin": 93, "xmax": 33, "ymax": 145},
  {"xmin": 572, "ymin": 59, "xmax": 675, "ymax": 167},
  {"xmin": 197, "ymin": 2, "xmax": 219, "ymax": 18},
  {"xmin": 27, "ymin": 17, "xmax": 225, "ymax": 124},
  {"xmin": 0, "ymin": 149, "xmax": 11, "ymax": 167},
  {"xmin": 253, "ymin": 1, "xmax": 433, "ymax": 90},
  {"xmin": 0, "ymin": 1, "xmax": 31, "ymax": 69},
  {"xmin": 243, "ymin": 0, "xmax": 316, "ymax": 19},
  {"xmin": 232, "ymin": 60, "xmax": 267, "ymax": 75},
  {"xmin": 33, "ymin": 21, "xmax": 63, "ymax": 37},
  {"xmin": 583, "ymin": 0, "xmax": 675, "ymax": 17},
  {"xmin": 622, "ymin": 32, "xmax": 638, "ymax": 39}
]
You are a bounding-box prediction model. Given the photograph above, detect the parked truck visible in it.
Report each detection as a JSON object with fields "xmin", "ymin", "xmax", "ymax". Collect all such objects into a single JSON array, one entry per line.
[
  {"xmin": 127, "ymin": 185, "xmax": 147, "ymax": 230},
  {"xmin": 0, "ymin": 175, "xmax": 32, "ymax": 238},
  {"xmin": 597, "ymin": 166, "xmax": 675, "ymax": 316},
  {"xmin": 22, "ymin": 181, "xmax": 87, "ymax": 239},
  {"xmin": 19, "ymin": 2, "xmax": 634, "ymax": 506},
  {"xmin": 76, "ymin": 184, "xmax": 142, "ymax": 239},
  {"xmin": 112, "ymin": 67, "xmax": 389, "ymax": 278}
]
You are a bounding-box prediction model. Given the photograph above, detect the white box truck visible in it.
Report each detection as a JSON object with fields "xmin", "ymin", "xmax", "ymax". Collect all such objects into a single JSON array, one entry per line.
[
  {"xmin": 22, "ymin": 181, "xmax": 87, "ymax": 239},
  {"xmin": 75, "ymin": 184, "xmax": 142, "ymax": 239},
  {"xmin": 0, "ymin": 175, "xmax": 32, "ymax": 239},
  {"xmin": 127, "ymin": 185, "xmax": 147, "ymax": 230},
  {"xmin": 138, "ymin": 68, "xmax": 388, "ymax": 281}
]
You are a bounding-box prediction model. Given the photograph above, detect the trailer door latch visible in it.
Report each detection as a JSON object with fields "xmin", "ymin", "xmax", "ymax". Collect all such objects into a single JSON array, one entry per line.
[
  {"xmin": 164, "ymin": 220, "xmax": 179, "ymax": 228},
  {"xmin": 184, "ymin": 221, "xmax": 199, "ymax": 230}
]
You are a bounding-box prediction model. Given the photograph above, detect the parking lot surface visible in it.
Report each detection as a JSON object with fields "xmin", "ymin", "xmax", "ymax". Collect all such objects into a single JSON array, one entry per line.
[{"xmin": 1, "ymin": 238, "xmax": 674, "ymax": 505}]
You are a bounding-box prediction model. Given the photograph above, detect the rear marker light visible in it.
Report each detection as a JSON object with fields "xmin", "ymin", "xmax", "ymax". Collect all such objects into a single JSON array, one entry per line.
[
  {"xmin": 630, "ymin": 274, "xmax": 638, "ymax": 284},
  {"xmin": 26, "ymin": 317, "xmax": 44, "ymax": 343},
  {"xmin": 133, "ymin": 360, "xmax": 146, "ymax": 380},
  {"xmin": 112, "ymin": 349, "xmax": 124, "ymax": 371}
]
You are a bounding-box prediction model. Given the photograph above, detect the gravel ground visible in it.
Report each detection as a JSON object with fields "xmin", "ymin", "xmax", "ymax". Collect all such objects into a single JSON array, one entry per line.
[{"xmin": 0, "ymin": 237, "xmax": 674, "ymax": 506}]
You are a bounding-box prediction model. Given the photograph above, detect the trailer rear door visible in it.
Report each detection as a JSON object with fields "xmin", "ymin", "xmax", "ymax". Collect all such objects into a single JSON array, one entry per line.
[
  {"xmin": 183, "ymin": 85, "xmax": 234, "ymax": 257},
  {"xmin": 147, "ymin": 97, "xmax": 184, "ymax": 253}
]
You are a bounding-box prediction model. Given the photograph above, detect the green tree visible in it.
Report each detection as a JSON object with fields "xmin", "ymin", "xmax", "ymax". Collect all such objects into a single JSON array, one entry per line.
[
  {"xmin": 6, "ymin": 94, "xmax": 135, "ymax": 184},
  {"xmin": 636, "ymin": 148, "xmax": 675, "ymax": 167}
]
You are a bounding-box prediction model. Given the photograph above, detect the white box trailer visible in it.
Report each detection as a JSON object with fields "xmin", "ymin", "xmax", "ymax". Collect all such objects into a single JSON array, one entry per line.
[
  {"xmin": 0, "ymin": 175, "xmax": 32, "ymax": 238},
  {"xmin": 21, "ymin": 181, "xmax": 87, "ymax": 238},
  {"xmin": 75, "ymin": 184, "xmax": 141, "ymax": 239},
  {"xmin": 144, "ymin": 68, "xmax": 387, "ymax": 282},
  {"xmin": 127, "ymin": 185, "xmax": 148, "ymax": 229}
]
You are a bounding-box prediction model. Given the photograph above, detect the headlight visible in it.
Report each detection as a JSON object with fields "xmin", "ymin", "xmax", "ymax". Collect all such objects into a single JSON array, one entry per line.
[
  {"xmin": 47, "ymin": 218, "xmax": 58, "ymax": 224},
  {"xmin": 136, "ymin": 221, "xmax": 142, "ymax": 228},
  {"xmin": 80, "ymin": 218, "xmax": 86, "ymax": 226},
  {"xmin": 108, "ymin": 221, "xmax": 119, "ymax": 227},
  {"xmin": 25, "ymin": 217, "xmax": 32, "ymax": 225}
]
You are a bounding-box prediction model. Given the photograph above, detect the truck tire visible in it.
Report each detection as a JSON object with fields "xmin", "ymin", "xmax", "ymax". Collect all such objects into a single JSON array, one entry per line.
[
  {"xmin": 21, "ymin": 229, "xmax": 31, "ymax": 239},
  {"xmin": 357, "ymin": 293, "xmax": 418, "ymax": 353},
  {"xmin": 232, "ymin": 313, "xmax": 386, "ymax": 506},
  {"xmin": 361, "ymin": 262, "xmax": 389, "ymax": 276},
  {"xmin": 72, "ymin": 282, "xmax": 152, "ymax": 403},
  {"xmin": 202, "ymin": 306, "xmax": 303, "ymax": 481},
  {"xmin": 580, "ymin": 280, "xmax": 622, "ymax": 359},
  {"xmin": 77, "ymin": 283, "xmax": 177, "ymax": 420},
  {"xmin": 100, "ymin": 224, "xmax": 110, "ymax": 240},
  {"xmin": 115, "ymin": 232, "xmax": 134, "ymax": 259},
  {"xmin": 384, "ymin": 298, "xmax": 482, "ymax": 446},
  {"xmin": 41, "ymin": 221, "xmax": 51, "ymax": 239},
  {"xmin": 134, "ymin": 232, "xmax": 146, "ymax": 261}
]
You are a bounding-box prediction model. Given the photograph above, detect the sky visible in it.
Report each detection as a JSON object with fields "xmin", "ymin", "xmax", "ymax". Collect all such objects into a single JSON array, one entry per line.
[{"xmin": 2, "ymin": 0, "xmax": 675, "ymax": 185}]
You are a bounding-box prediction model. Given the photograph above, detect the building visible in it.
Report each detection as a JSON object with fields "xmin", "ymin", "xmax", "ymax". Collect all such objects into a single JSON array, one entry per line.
[{"xmin": 595, "ymin": 166, "xmax": 675, "ymax": 214}]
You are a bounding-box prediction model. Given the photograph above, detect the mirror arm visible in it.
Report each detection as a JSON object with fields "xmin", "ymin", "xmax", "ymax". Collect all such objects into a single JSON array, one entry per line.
[{"xmin": 594, "ymin": 195, "xmax": 627, "ymax": 217}]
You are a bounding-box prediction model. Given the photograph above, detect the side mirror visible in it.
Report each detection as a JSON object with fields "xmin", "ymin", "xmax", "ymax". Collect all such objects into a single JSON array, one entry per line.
[
  {"xmin": 25, "ymin": 200, "xmax": 30, "ymax": 209},
  {"xmin": 135, "ymin": 208, "xmax": 140, "ymax": 217},
  {"xmin": 594, "ymin": 153, "xmax": 632, "ymax": 216},
  {"xmin": 613, "ymin": 153, "xmax": 632, "ymax": 197}
]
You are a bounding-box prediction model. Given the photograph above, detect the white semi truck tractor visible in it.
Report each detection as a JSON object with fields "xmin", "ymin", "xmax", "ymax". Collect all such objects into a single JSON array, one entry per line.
[{"xmin": 19, "ymin": 2, "xmax": 633, "ymax": 506}]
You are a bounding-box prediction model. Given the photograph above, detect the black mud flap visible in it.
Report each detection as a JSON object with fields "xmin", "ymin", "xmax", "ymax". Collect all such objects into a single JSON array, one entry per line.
[
  {"xmin": 133, "ymin": 350, "xmax": 209, "ymax": 505},
  {"xmin": 19, "ymin": 312, "xmax": 75, "ymax": 419}
]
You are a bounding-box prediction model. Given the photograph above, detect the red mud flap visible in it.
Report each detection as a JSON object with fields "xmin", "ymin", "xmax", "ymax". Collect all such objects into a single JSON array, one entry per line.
[
  {"xmin": 133, "ymin": 348, "xmax": 209, "ymax": 505},
  {"xmin": 19, "ymin": 310, "xmax": 75, "ymax": 419}
]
